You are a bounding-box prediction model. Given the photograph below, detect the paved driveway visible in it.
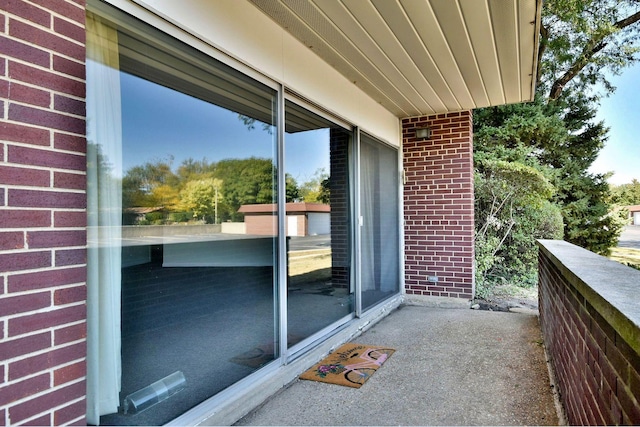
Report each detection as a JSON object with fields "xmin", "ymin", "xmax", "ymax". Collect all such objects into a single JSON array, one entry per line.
[
  {"xmin": 288, "ymin": 235, "xmax": 331, "ymax": 251},
  {"xmin": 619, "ymin": 226, "xmax": 640, "ymax": 249}
]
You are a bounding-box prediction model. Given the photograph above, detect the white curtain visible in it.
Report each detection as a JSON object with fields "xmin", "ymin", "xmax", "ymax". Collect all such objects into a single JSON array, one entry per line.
[
  {"xmin": 85, "ymin": 13, "xmax": 123, "ymax": 425},
  {"xmin": 360, "ymin": 137, "xmax": 399, "ymax": 295},
  {"xmin": 377, "ymin": 144, "xmax": 399, "ymax": 291},
  {"xmin": 360, "ymin": 140, "xmax": 377, "ymax": 292}
]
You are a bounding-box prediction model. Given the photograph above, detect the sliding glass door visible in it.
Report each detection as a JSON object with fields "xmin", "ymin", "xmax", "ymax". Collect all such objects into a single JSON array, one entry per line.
[
  {"xmin": 86, "ymin": 4, "xmax": 400, "ymax": 426},
  {"xmin": 86, "ymin": 12, "xmax": 278, "ymax": 426},
  {"xmin": 359, "ymin": 134, "xmax": 401, "ymax": 310},
  {"xmin": 284, "ymin": 101, "xmax": 354, "ymax": 347}
]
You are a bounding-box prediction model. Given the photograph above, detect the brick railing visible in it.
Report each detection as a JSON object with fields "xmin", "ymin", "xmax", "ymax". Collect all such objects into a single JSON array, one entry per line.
[{"xmin": 538, "ymin": 240, "xmax": 640, "ymax": 425}]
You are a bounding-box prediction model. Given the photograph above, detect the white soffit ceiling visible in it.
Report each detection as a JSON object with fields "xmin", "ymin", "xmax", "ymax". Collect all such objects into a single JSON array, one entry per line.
[{"xmin": 249, "ymin": 0, "xmax": 541, "ymax": 118}]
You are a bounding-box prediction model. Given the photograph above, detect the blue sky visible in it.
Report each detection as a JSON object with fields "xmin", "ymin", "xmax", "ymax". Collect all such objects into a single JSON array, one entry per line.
[
  {"xmin": 589, "ymin": 61, "xmax": 640, "ymax": 185},
  {"xmin": 120, "ymin": 72, "xmax": 329, "ymax": 183}
]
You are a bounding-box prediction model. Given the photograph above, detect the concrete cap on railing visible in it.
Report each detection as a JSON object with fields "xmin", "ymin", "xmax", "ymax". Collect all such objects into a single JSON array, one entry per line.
[{"xmin": 538, "ymin": 239, "xmax": 640, "ymax": 356}]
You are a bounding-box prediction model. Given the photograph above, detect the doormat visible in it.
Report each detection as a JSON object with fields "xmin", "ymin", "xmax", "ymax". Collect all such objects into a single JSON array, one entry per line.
[{"xmin": 299, "ymin": 343, "xmax": 395, "ymax": 388}]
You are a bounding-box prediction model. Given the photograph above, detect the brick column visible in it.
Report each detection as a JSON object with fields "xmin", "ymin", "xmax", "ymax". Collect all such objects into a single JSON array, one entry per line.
[
  {"xmin": 403, "ymin": 111, "xmax": 474, "ymax": 300},
  {"xmin": 329, "ymin": 128, "xmax": 350, "ymax": 288},
  {"xmin": 0, "ymin": 1, "xmax": 87, "ymax": 425}
]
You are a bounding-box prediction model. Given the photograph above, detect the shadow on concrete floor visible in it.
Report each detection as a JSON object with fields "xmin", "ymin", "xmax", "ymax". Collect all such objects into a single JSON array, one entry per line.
[{"xmin": 236, "ymin": 305, "xmax": 560, "ymax": 426}]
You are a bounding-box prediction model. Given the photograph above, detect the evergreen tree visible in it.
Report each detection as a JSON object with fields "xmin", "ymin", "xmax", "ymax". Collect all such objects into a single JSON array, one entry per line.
[{"xmin": 474, "ymin": 0, "xmax": 640, "ymax": 290}]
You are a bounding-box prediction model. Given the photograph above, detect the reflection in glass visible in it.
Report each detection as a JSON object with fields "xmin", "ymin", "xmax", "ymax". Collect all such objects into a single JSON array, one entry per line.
[
  {"xmin": 285, "ymin": 101, "xmax": 354, "ymax": 345},
  {"xmin": 360, "ymin": 134, "xmax": 400, "ymax": 310},
  {"xmin": 86, "ymin": 12, "xmax": 278, "ymax": 426}
]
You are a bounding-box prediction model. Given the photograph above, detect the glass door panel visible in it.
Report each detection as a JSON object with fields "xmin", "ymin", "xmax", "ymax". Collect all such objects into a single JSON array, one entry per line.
[
  {"xmin": 284, "ymin": 100, "xmax": 354, "ymax": 346},
  {"xmin": 359, "ymin": 134, "xmax": 400, "ymax": 310},
  {"xmin": 86, "ymin": 12, "xmax": 278, "ymax": 425}
]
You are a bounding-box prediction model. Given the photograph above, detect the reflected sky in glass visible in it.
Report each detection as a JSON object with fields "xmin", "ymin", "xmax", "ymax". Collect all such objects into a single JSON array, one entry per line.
[{"xmin": 120, "ymin": 72, "xmax": 329, "ymax": 182}]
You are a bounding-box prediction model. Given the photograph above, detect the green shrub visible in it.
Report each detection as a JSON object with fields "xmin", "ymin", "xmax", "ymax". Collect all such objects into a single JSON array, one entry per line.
[{"xmin": 475, "ymin": 162, "xmax": 563, "ymax": 297}]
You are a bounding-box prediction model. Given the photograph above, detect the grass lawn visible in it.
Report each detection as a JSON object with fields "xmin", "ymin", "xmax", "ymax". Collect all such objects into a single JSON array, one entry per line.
[
  {"xmin": 287, "ymin": 249, "xmax": 332, "ymax": 286},
  {"xmin": 609, "ymin": 247, "xmax": 640, "ymax": 269}
]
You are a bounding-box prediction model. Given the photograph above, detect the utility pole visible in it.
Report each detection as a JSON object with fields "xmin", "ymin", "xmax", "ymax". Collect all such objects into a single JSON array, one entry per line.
[{"xmin": 215, "ymin": 186, "xmax": 218, "ymax": 224}]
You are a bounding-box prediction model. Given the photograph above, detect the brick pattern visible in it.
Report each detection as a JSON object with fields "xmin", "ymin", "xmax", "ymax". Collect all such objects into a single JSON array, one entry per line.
[
  {"xmin": 539, "ymin": 251, "xmax": 640, "ymax": 425},
  {"xmin": 0, "ymin": 1, "xmax": 87, "ymax": 425},
  {"xmin": 329, "ymin": 128, "xmax": 350, "ymax": 289},
  {"xmin": 244, "ymin": 213, "xmax": 309, "ymax": 237},
  {"xmin": 402, "ymin": 111, "xmax": 474, "ymax": 299},
  {"xmin": 244, "ymin": 214, "xmax": 277, "ymax": 236}
]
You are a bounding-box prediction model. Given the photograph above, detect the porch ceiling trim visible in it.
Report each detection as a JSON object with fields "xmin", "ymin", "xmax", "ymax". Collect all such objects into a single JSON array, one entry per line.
[{"xmin": 250, "ymin": 0, "xmax": 541, "ymax": 117}]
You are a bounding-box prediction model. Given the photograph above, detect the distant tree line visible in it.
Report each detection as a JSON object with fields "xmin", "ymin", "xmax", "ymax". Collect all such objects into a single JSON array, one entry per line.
[
  {"xmin": 122, "ymin": 156, "xmax": 329, "ymax": 225},
  {"xmin": 611, "ymin": 179, "xmax": 640, "ymax": 206}
]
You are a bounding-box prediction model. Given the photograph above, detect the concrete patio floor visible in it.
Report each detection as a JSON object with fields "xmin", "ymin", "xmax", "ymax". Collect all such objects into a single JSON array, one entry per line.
[{"xmin": 236, "ymin": 305, "xmax": 561, "ymax": 426}]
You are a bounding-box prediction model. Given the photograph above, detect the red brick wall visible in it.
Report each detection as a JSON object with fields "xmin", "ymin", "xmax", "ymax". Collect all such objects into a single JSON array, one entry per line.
[
  {"xmin": 244, "ymin": 214, "xmax": 277, "ymax": 236},
  {"xmin": 293, "ymin": 214, "xmax": 306, "ymax": 237},
  {"xmin": 402, "ymin": 111, "xmax": 474, "ymax": 299},
  {"xmin": 0, "ymin": 1, "xmax": 87, "ymax": 425},
  {"xmin": 539, "ymin": 242, "xmax": 640, "ymax": 425}
]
